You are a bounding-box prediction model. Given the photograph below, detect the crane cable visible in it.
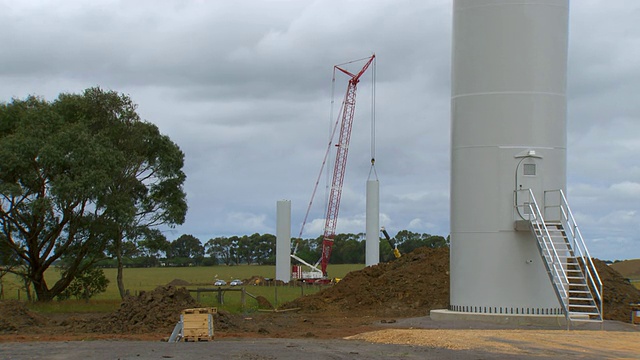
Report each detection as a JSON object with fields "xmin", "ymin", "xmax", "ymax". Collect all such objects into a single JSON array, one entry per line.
[
  {"xmin": 295, "ymin": 67, "xmax": 342, "ymax": 247},
  {"xmin": 368, "ymin": 56, "xmax": 378, "ymax": 181}
]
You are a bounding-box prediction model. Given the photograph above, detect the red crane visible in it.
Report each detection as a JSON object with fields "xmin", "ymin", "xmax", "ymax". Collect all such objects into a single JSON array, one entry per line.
[{"xmin": 319, "ymin": 54, "xmax": 375, "ymax": 276}]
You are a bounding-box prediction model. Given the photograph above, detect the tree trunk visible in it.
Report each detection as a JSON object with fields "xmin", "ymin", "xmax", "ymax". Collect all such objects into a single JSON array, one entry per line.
[
  {"xmin": 32, "ymin": 275, "xmax": 54, "ymax": 302},
  {"xmin": 115, "ymin": 233, "xmax": 126, "ymax": 299},
  {"xmin": 22, "ymin": 277, "xmax": 33, "ymax": 302},
  {"xmin": 117, "ymin": 256, "xmax": 125, "ymax": 299}
]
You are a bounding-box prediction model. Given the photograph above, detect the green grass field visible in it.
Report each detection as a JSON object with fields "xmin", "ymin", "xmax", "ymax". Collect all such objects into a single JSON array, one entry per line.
[{"xmin": 1, "ymin": 264, "xmax": 365, "ymax": 314}]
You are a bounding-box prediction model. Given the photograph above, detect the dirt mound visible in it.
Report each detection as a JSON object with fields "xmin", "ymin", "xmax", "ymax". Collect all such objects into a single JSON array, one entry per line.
[
  {"xmin": 255, "ymin": 296, "xmax": 274, "ymax": 309},
  {"xmin": 0, "ymin": 301, "xmax": 48, "ymax": 333},
  {"xmin": 83, "ymin": 285, "xmax": 201, "ymax": 334},
  {"xmin": 594, "ymin": 259, "xmax": 640, "ymax": 322},
  {"xmin": 245, "ymin": 276, "xmax": 267, "ymax": 285},
  {"xmin": 284, "ymin": 247, "xmax": 450, "ymax": 317},
  {"xmin": 244, "ymin": 275, "xmax": 285, "ymax": 286},
  {"xmin": 609, "ymin": 259, "xmax": 640, "ymax": 278},
  {"xmin": 166, "ymin": 279, "xmax": 191, "ymax": 286}
]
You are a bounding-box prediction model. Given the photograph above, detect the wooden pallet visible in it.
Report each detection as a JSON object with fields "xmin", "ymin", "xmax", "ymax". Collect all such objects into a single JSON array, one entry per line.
[
  {"xmin": 182, "ymin": 307, "xmax": 217, "ymax": 315},
  {"xmin": 183, "ymin": 335, "xmax": 213, "ymax": 342},
  {"xmin": 181, "ymin": 307, "xmax": 216, "ymax": 341}
]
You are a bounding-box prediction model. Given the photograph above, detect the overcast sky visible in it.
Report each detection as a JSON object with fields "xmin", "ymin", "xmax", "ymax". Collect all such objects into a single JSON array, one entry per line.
[{"xmin": 1, "ymin": 0, "xmax": 638, "ymax": 261}]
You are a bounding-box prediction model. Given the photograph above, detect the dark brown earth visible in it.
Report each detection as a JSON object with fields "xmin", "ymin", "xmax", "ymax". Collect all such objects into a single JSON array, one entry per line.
[
  {"xmin": 282, "ymin": 247, "xmax": 449, "ymax": 318},
  {"xmin": 166, "ymin": 278, "xmax": 191, "ymax": 286},
  {"xmin": 610, "ymin": 258, "xmax": 640, "ymax": 277},
  {"xmin": 0, "ymin": 247, "xmax": 639, "ymax": 343},
  {"xmin": 81, "ymin": 285, "xmax": 201, "ymax": 334},
  {"xmin": 593, "ymin": 258, "xmax": 640, "ymax": 321}
]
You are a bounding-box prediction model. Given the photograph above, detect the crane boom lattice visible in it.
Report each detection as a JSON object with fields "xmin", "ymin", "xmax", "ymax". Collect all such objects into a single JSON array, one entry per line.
[{"xmin": 320, "ymin": 54, "xmax": 375, "ymax": 276}]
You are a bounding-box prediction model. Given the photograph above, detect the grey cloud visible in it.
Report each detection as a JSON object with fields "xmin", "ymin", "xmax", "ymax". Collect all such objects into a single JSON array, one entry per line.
[{"xmin": 0, "ymin": 0, "xmax": 638, "ymax": 260}]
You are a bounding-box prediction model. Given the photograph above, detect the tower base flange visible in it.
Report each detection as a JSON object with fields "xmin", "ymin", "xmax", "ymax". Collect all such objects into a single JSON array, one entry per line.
[{"xmin": 430, "ymin": 309, "xmax": 568, "ymax": 327}]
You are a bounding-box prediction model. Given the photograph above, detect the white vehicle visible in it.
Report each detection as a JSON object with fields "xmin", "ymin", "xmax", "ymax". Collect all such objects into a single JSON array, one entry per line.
[
  {"xmin": 214, "ymin": 279, "xmax": 227, "ymax": 286},
  {"xmin": 229, "ymin": 279, "xmax": 243, "ymax": 286}
]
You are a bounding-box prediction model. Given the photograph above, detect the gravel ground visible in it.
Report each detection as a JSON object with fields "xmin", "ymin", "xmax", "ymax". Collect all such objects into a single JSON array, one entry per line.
[
  {"xmin": 0, "ymin": 337, "xmax": 618, "ymax": 360},
  {"xmin": 1, "ymin": 317, "xmax": 638, "ymax": 360}
]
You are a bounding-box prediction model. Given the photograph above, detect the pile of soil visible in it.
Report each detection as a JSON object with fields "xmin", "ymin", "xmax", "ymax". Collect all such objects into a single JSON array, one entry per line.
[
  {"xmin": 610, "ymin": 259, "xmax": 640, "ymax": 277},
  {"xmin": 0, "ymin": 301, "xmax": 48, "ymax": 334},
  {"xmin": 245, "ymin": 276, "xmax": 285, "ymax": 286},
  {"xmin": 255, "ymin": 296, "xmax": 274, "ymax": 309},
  {"xmin": 245, "ymin": 276, "xmax": 267, "ymax": 285},
  {"xmin": 284, "ymin": 247, "xmax": 450, "ymax": 317},
  {"xmin": 84, "ymin": 285, "xmax": 201, "ymax": 334},
  {"xmin": 594, "ymin": 259, "xmax": 640, "ymax": 322},
  {"xmin": 166, "ymin": 279, "xmax": 191, "ymax": 286}
]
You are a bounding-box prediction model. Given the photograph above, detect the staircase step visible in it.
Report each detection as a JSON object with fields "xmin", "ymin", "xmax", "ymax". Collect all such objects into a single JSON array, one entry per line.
[
  {"xmin": 568, "ymin": 304, "xmax": 598, "ymax": 309},
  {"xmin": 568, "ymin": 317, "xmax": 603, "ymax": 323},
  {"xmin": 550, "ymin": 245, "xmax": 571, "ymax": 249},
  {"xmin": 569, "ymin": 313, "xmax": 601, "ymax": 318},
  {"xmin": 569, "ymin": 301, "xmax": 596, "ymax": 305},
  {"xmin": 569, "ymin": 315, "xmax": 601, "ymax": 319},
  {"xmin": 569, "ymin": 284, "xmax": 591, "ymax": 294},
  {"xmin": 569, "ymin": 312, "xmax": 601, "ymax": 316},
  {"xmin": 536, "ymin": 234, "xmax": 566, "ymax": 238}
]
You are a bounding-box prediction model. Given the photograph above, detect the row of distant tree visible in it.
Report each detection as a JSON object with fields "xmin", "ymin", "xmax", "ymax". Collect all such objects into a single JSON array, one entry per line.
[{"xmin": 95, "ymin": 230, "xmax": 450, "ymax": 268}]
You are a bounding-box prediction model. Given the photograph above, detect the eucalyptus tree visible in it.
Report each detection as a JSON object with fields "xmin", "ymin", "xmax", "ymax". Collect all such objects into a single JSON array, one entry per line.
[
  {"xmin": 168, "ymin": 234, "xmax": 204, "ymax": 265},
  {"xmin": 206, "ymin": 236, "xmax": 235, "ymax": 266},
  {"xmin": 253, "ymin": 233, "xmax": 276, "ymax": 265},
  {"xmin": 0, "ymin": 88, "xmax": 186, "ymax": 301}
]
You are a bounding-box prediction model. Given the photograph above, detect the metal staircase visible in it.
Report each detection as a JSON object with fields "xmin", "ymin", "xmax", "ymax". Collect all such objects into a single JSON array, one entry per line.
[{"xmin": 515, "ymin": 189, "xmax": 603, "ymax": 328}]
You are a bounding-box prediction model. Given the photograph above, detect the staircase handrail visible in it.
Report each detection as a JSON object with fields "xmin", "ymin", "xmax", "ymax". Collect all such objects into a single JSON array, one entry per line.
[
  {"xmin": 515, "ymin": 189, "xmax": 570, "ymax": 308},
  {"xmin": 552, "ymin": 189, "xmax": 603, "ymax": 317}
]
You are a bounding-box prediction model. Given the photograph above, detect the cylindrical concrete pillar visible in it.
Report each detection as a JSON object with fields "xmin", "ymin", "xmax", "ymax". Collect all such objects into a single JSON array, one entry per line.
[
  {"xmin": 450, "ymin": 0, "xmax": 569, "ymax": 314},
  {"xmin": 366, "ymin": 180, "xmax": 380, "ymax": 266},
  {"xmin": 275, "ymin": 200, "xmax": 291, "ymax": 282}
]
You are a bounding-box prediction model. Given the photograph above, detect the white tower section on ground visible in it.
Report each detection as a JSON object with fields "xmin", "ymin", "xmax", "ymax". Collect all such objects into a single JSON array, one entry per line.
[
  {"xmin": 450, "ymin": 0, "xmax": 569, "ymax": 314},
  {"xmin": 366, "ymin": 180, "xmax": 380, "ymax": 266},
  {"xmin": 275, "ymin": 200, "xmax": 291, "ymax": 282}
]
